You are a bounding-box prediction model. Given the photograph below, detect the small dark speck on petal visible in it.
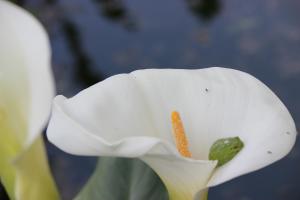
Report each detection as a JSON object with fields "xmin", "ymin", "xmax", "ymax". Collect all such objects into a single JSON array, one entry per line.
[
  {"xmin": 267, "ymin": 151, "xmax": 272, "ymax": 154},
  {"xmin": 286, "ymin": 131, "xmax": 291, "ymax": 135},
  {"xmin": 205, "ymin": 88, "xmax": 209, "ymax": 92}
]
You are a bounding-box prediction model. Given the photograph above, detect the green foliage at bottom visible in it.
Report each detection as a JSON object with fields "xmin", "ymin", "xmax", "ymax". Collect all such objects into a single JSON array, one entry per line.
[{"xmin": 75, "ymin": 157, "xmax": 168, "ymax": 200}]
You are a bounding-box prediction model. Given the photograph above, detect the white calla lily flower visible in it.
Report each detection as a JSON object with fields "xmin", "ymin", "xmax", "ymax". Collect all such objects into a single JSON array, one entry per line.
[
  {"xmin": 0, "ymin": 1, "xmax": 59, "ymax": 199},
  {"xmin": 47, "ymin": 67, "xmax": 296, "ymax": 200}
]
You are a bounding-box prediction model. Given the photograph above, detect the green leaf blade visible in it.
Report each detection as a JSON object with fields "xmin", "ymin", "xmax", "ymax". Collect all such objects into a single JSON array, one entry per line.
[{"xmin": 75, "ymin": 157, "xmax": 168, "ymax": 200}]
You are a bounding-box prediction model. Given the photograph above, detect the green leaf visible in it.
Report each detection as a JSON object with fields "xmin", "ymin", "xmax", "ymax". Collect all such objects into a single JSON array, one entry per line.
[
  {"xmin": 75, "ymin": 157, "xmax": 168, "ymax": 200},
  {"xmin": 209, "ymin": 136, "xmax": 244, "ymax": 167}
]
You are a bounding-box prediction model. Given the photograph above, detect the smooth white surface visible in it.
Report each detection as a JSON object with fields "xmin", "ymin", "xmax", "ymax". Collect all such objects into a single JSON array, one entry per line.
[
  {"xmin": 0, "ymin": 0, "xmax": 55, "ymax": 146},
  {"xmin": 47, "ymin": 67, "xmax": 296, "ymax": 197}
]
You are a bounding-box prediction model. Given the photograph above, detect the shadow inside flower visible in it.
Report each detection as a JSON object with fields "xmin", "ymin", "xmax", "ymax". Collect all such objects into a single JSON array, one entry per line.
[{"xmin": 0, "ymin": 183, "xmax": 9, "ymax": 200}]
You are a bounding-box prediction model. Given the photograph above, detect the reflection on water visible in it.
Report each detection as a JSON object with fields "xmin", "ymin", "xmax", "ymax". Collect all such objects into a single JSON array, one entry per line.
[
  {"xmin": 93, "ymin": 0, "xmax": 137, "ymax": 30},
  {"xmin": 62, "ymin": 20, "xmax": 103, "ymax": 86},
  {"xmin": 3, "ymin": 0, "xmax": 300, "ymax": 199},
  {"xmin": 186, "ymin": 0, "xmax": 221, "ymax": 21}
]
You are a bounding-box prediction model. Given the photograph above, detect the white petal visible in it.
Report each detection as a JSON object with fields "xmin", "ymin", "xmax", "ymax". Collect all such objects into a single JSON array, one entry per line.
[
  {"xmin": 48, "ymin": 94, "xmax": 217, "ymax": 199},
  {"xmin": 142, "ymin": 156, "xmax": 216, "ymax": 200},
  {"xmin": 205, "ymin": 69, "xmax": 297, "ymax": 186},
  {"xmin": 0, "ymin": 0, "xmax": 55, "ymax": 146},
  {"xmin": 48, "ymin": 95, "xmax": 187, "ymax": 157},
  {"xmin": 47, "ymin": 67, "xmax": 296, "ymax": 188}
]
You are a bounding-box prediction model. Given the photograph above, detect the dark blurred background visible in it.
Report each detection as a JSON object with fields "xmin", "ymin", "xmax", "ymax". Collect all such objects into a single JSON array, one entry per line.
[{"xmin": 2, "ymin": 0, "xmax": 300, "ymax": 199}]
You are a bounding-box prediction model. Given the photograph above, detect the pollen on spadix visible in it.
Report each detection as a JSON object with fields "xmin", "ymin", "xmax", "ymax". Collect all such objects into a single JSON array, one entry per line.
[{"xmin": 171, "ymin": 111, "xmax": 192, "ymax": 158}]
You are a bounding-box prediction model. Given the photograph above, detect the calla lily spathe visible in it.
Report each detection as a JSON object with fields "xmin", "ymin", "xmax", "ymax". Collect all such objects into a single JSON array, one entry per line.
[
  {"xmin": 47, "ymin": 67, "xmax": 296, "ymax": 200},
  {"xmin": 0, "ymin": 1, "xmax": 59, "ymax": 199}
]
